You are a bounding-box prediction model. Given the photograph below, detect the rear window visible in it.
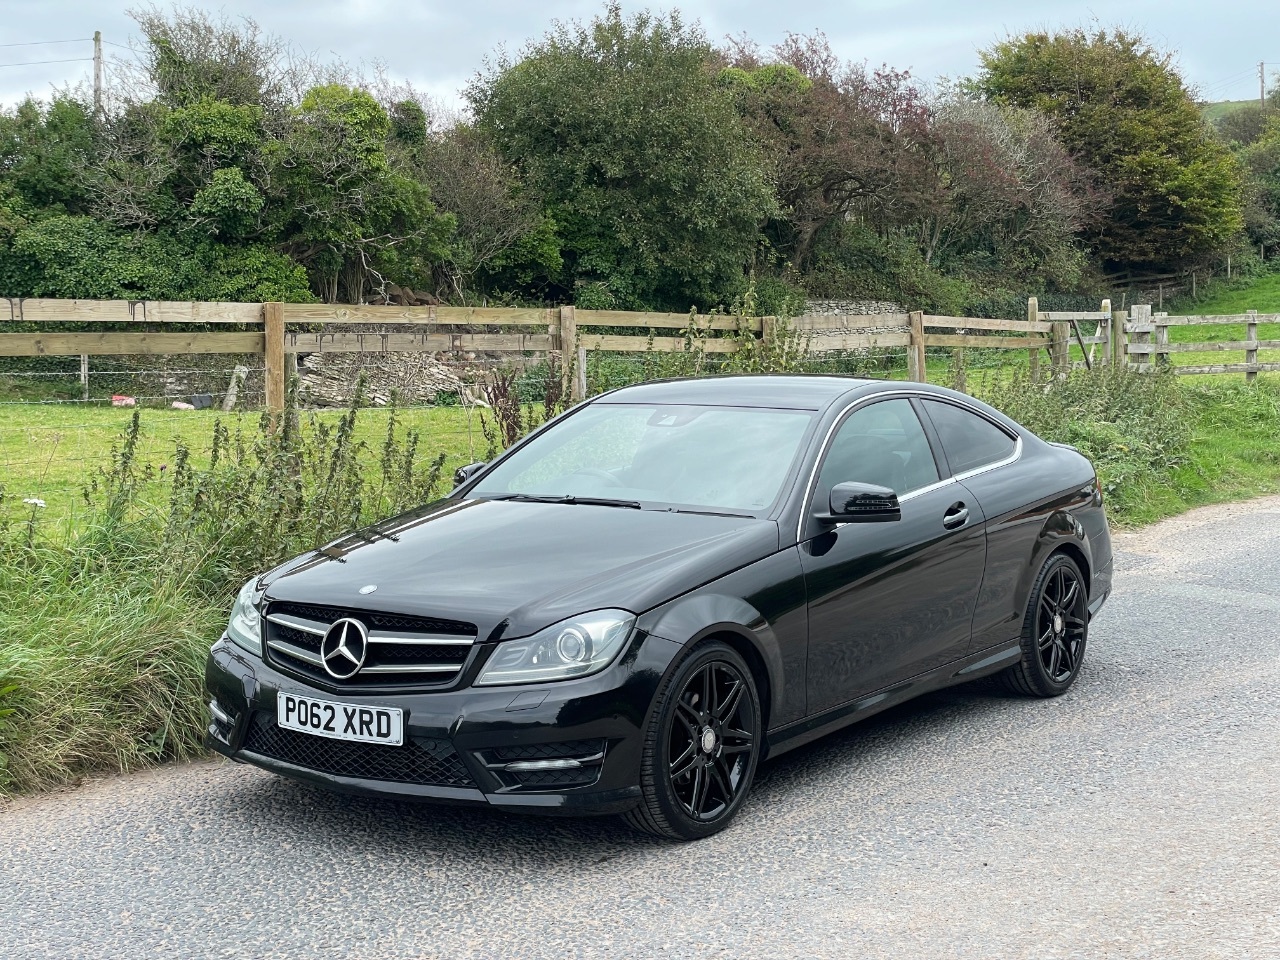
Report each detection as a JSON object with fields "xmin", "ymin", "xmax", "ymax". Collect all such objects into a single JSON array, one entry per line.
[{"xmin": 921, "ymin": 400, "xmax": 1017, "ymax": 475}]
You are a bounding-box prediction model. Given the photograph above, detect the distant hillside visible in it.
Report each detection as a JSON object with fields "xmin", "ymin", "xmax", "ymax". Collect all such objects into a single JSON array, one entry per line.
[{"xmin": 1201, "ymin": 99, "xmax": 1257, "ymax": 122}]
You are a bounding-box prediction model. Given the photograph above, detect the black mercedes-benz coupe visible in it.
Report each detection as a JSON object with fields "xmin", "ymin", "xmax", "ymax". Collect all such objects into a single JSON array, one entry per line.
[{"xmin": 205, "ymin": 375, "xmax": 1112, "ymax": 840}]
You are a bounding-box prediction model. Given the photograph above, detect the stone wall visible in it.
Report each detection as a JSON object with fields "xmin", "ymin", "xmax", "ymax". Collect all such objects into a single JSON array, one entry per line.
[{"xmin": 804, "ymin": 298, "xmax": 904, "ymax": 317}]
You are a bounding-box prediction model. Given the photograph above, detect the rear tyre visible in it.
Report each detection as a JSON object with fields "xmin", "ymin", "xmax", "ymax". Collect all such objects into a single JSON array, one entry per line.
[
  {"xmin": 1000, "ymin": 552, "xmax": 1089, "ymax": 698},
  {"xmin": 624, "ymin": 641, "xmax": 761, "ymax": 841}
]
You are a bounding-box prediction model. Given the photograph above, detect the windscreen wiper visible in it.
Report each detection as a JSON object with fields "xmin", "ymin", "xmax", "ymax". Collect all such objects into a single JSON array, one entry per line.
[
  {"xmin": 664, "ymin": 507, "xmax": 755, "ymax": 518},
  {"xmin": 486, "ymin": 493, "xmax": 642, "ymax": 509}
]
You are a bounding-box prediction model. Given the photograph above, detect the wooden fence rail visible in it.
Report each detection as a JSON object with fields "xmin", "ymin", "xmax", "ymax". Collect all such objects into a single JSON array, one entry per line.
[{"xmin": 5, "ymin": 296, "xmax": 1270, "ymax": 409}]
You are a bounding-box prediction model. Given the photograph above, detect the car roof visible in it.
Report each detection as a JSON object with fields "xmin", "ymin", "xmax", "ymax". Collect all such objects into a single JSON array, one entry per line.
[{"xmin": 595, "ymin": 374, "xmax": 886, "ymax": 411}]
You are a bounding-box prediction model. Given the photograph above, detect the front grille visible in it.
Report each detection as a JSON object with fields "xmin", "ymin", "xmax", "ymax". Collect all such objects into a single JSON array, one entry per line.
[
  {"xmin": 241, "ymin": 712, "xmax": 475, "ymax": 788},
  {"xmin": 263, "ymin": 600, "xmax": 476, "ymax": 688}
]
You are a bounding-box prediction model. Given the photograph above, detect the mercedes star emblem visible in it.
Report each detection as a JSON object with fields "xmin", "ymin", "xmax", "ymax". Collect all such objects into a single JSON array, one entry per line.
[{"xmin": 320, "ymin": 617, "xmax": 369, "ymax": 680}]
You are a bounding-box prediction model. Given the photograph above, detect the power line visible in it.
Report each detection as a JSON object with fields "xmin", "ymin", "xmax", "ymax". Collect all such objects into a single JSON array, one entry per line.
[
  {"xmin": 0, "ymin": 38, "xmax": 91, "ymax": 49},
  {"xmin": 0, "ymin": 57, "xmax": 93, "ymax": 68}
]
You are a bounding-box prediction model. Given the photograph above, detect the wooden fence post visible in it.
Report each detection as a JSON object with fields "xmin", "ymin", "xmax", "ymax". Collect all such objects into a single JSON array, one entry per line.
[
  {"xmin": 1027, "ymin": 297, "xmax": 1041, "ymax": 379},
  {"xmin": 1154, "ymin": 313, "xmax": 1170, "ymax": 369},
  {"xmin": 263, "ymin": 301, "xmax": 285, "ymax": 412},
  {"xmin": 559, "ymin": 305, "xmax": 581, "ymax": 401},
  {"xmin": 907, "ymin": 311, "xmax": 926, "ymax": 383},
  {"xmin": 1246, "ymin": 309, "xmax": 1258, "ymax": 382},
  {"xmin": 761, "ymin": 315, "xmax": 778, "ymax": 353},
  {"xmin": 1100, "ymin": 299, "xmax": 1117, "ymax": 366},
  {"xmin": 1051, "ymin": 321, "xmax": 1070, "ymax": 376},
  {"xmin": 1128, "ymin": 304, "xmax": 1150, "ymax": 371}
]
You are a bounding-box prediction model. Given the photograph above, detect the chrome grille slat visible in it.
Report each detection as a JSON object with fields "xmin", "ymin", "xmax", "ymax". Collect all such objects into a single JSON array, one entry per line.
[
  {"xmin": 267, "ymin": 638, "xmax": 325, "ymax": 666},
  {"xmin": 266, "ymin": 612, "xmax": 327, "ymax": 636},
  {"xmin": 359, "ymin": 664, "xmax": 459, "ymax": 674},
  {"xmin": 367, "ymin": 633, "xmax": 475, "ymax": 646}
]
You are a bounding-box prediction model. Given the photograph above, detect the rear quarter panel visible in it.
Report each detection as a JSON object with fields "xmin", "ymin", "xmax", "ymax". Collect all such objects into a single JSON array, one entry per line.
[{"xmin": 960, "ymin": 439, "xmax": 1105, "ymax": 652}]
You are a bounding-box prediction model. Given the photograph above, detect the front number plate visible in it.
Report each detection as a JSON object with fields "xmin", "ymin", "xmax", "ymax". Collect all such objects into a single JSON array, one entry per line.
[{"xmin": 277, "ymin": 692, "xmax": 404, "ymax": 746}]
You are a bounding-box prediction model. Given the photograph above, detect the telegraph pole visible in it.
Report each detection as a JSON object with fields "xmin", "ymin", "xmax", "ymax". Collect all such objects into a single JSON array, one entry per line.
[
  {"xmin": 92, "ymin": 29, "xmax": 101, "ymax": 116},
  {"xmin": 1262, "ymin": 61, "xmax": 1268, "ymax": 110}
]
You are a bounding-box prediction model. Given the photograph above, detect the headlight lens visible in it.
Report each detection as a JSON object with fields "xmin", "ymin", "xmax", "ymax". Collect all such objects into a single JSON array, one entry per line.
[
  {"xmin": 226, "ymin": 580, "xmax": 263, "ymax": 655},
  {"xmin": 476, "ymin": 609, "xmax": 635, "ymax": 686}
]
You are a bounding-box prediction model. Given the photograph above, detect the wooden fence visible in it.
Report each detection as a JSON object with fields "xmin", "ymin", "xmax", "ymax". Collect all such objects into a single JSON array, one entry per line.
[{"xmin": 4, "ymin": 296, "xmax": 1268, "ymax": 410}]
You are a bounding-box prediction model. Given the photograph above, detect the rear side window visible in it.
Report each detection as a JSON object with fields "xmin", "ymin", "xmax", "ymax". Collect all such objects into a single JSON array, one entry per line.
[{"xmin": 921, "ymin": 400, "xmax": 1017, "ymax": 475}]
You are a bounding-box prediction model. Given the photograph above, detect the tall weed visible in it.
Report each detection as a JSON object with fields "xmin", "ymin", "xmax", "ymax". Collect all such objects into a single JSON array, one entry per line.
[{"xmin": 0, "ymin": 388, "xmax": 449, "ymax": 791}]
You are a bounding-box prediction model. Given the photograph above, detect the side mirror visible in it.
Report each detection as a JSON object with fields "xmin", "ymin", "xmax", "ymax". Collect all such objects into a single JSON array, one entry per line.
[
  {"xmin": 822, "ymin": 481, "xmax": 901, "ymax": 523},
  {"xmin": 453, "ymin": 461, "xmax": 487, "ymax": 488}
]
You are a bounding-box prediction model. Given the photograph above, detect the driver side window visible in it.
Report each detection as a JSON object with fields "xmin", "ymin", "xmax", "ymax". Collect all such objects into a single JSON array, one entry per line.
[{"xmin": 817, "ymin": 399, "xmax": 940, "ymax": 501}]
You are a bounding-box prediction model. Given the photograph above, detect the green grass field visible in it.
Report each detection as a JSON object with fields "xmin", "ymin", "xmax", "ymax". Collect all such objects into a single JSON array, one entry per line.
[
  {"xmin": 0, "ymin": 404, "xmax": 487, "ymax": 529},
  {"xmin": 1200, "ymin": 99, "xmax": 1256, "ymax": 122}
]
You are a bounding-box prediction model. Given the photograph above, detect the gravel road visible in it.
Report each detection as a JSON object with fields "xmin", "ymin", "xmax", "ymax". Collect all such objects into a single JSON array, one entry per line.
[{"xmin": 4, "ymin": 498, "xmax": 1280, "ymax": 959}]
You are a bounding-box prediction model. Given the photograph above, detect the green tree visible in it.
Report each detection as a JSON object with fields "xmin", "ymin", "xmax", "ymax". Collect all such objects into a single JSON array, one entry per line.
[
  {"xmin": 1237, "ymin": 116, "xmax": 1280, "ymax": 249},
  {"xmin": 721, "ymin": 35, "xmax": 937, "ymax": 272},
  {"xmin": 978, "ymin": 29, "xmax": 1244, "ymax": 271},
  {"xmin": 0, "ymin": 98, "xmax": 95, "ymax": 214},
  {"xmin": 468, "ymin": 3, "xmax": 775, "ymax": 310},
  {"xmin": 271, "ymin": 84, "xmax": 454, "ymax": 302}
]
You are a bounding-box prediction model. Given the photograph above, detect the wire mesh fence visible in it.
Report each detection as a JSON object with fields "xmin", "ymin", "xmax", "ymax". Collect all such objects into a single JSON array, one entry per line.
[{"xmin": 0, "ymin": 297, "xmax": 1089, "ymax": 528}]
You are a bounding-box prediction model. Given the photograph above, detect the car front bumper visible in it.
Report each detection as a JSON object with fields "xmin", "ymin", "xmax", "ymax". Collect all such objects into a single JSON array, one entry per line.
[{"xmin": 204, "ymin": 630, "xmax": 682, "ymax": 815}]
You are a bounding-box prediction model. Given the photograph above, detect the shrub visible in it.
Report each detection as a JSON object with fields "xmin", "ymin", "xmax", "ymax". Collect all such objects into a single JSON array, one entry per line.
[{"xmin": 977, "ymin": 365, "xmax": 1190, "ymax": 520}]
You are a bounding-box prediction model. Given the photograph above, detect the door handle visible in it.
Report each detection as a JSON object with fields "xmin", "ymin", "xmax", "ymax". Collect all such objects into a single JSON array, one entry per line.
[{"xmin": 942, "ymin": 502, "xmax": 969, "ymax": 529}]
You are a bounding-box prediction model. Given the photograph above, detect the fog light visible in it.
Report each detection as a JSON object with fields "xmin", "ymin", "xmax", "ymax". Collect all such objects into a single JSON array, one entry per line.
[
  {"xmin": 503, "ymin": 758, "xmax": 584, "ymax": 772},
  {"xmin": 208, "ymin": 698, "xmax": 237, "ymax": 744}
]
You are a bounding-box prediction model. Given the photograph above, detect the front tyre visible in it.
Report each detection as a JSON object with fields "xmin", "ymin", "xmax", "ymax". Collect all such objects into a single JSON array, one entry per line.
[
  {"xmin": 1001, "ymin": 552, "xmax": 1089, "ymax": 697},
  {"xmin": 624, "ymin": 641, "xmax": 762, "ymax": 841}
]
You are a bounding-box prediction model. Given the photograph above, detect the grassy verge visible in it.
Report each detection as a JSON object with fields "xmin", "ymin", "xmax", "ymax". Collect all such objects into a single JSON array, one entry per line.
[
  {"xmin": 3, "ymin": 366, "xmax": 1280, "ymax": 794},
  {"xmin": 0, "ymin": 403, "xmax": 487, "ymax": 531}
]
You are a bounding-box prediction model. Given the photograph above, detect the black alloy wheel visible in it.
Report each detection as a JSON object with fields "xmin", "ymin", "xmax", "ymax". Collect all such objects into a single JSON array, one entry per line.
[
  {"xmin": 625, "ymin": 641, "xmax": 761, "ymax": 840},
  {"xmin": 1002, "ymin": 552, "xmax": 1089, "ymax": 697}
]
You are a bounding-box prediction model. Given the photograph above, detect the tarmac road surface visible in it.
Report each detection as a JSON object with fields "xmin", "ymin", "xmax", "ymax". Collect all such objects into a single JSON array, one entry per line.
[{"xmin": 3, "ymin": 497, "xmax": 1280, "ymax": 959}]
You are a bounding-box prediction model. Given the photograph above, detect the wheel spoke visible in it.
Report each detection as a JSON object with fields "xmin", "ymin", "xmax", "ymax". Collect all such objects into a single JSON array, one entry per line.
[
  {"xmin": 708, "ymin": 758, "xmax": 734, "ymax": 808},
  {"xmin": 1046, "ymin": 641, "xmax": 1061, "ymax": 678},
  {"xmin": 1037, "ymin": 626, "xmax": 1055, "ymax": 650},
  {"xmin": 675, "ymin": 697, "xmax": 701, "ymax": 735},
  {"xmin": 1058, "ymin": 637, "xmax": 1075, "ymax": 674},
  {"xmin": 721, "ymin": 725, "xmax": 753, "ymax": 750},
  {"xmin": 1064, "ymin": 615, "xmax": 1086, "ymax": 629},
  {"xmin": 715, "ymin": 679, "xmax": 744, "ymax": 723},
  {"xmin": 691, "ymin": 764, "xmax": 710, "ymax": 816},
  {"xmin": 700, "ymin": 665, "xmax": 712, "ymax": 719},
  {"xmin": 1060, "ymin": 577, "xmax": 1079, "ymax": 610},
  {"xmin": 669, "ymin": 742, "xmax": 697, "ymax": 780}
]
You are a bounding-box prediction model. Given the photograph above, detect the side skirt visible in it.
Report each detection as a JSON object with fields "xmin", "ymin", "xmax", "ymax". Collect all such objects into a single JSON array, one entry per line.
[{"xmin": 762, "ymin": 642, "xmax": 1022, "ymax": 761}]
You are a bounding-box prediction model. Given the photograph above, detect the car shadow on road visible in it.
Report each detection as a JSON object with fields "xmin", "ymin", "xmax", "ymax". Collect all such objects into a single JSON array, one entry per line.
[{"xmin": 211, "ymin": 679, "xmax": 1025, "ymax": 863}]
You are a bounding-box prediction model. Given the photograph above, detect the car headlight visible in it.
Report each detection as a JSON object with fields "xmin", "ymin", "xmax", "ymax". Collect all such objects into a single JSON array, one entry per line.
[
  {"xmin": 476, "ymin": 609, "xmax": 635, "ymax": 686},
  {"xmin": 226, "ymin": 579, "xmax": 264, "ymax": 655}
]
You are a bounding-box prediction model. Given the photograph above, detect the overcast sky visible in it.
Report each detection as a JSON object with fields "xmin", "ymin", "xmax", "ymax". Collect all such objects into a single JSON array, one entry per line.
[{"xmin": 1, "ymin": 0, "xmax": 1275, "ymax": 111}]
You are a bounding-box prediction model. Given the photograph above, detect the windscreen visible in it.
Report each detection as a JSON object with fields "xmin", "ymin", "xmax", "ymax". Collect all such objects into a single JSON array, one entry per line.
[{"xmin": 469, "ymin": 403, "xmax": 814, "ymax": 514}]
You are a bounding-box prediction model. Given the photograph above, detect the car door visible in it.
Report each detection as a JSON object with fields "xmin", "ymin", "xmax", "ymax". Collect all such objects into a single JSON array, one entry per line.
[
  {"xmin": 917, "ymin": 398, "xmax": 1039, "ymax": 655},
  {"xmin": 801, "ymin": 398, "xmax": 988, "ymax": 714}
]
